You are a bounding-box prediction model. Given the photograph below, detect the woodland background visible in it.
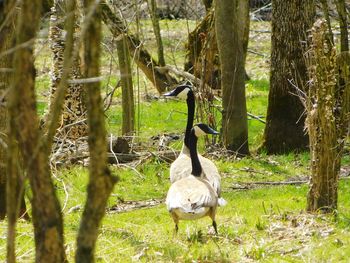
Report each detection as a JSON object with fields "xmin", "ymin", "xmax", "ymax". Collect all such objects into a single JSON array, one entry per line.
[{"xmin": 0, "ymin": 0, "xmax": 350, "ymax": 262}]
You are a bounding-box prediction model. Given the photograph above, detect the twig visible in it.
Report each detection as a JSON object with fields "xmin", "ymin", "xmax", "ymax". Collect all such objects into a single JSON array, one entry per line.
[
  {"xmin": 250, "ymin": 30, "xmax": 271, "ymax": 34},
  {"xmin": 247, "ymin": 49, "xmax": 268, "ymax": 58},
  {"xmin": 251, "ymin": 3, "xmax": 272, "ymax": 15},
  {"xmin": 68, "ymin": 76, "xmax": 106, "ymax": 84},
  {"xmin": 247, "ymin": 112, "xmax": 266, "ymax": 123},
  {"xmin": 230, "ymin": 176, "xmax": 350, "ymax": 190}
]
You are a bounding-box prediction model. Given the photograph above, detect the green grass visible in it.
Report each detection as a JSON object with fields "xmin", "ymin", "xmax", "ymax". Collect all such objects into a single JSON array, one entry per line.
[
  {"xmin": 1, "ymin": 19, "xmax": 350, "ymax": 262},
  {"xmin": 3, "ymin": 178, "xmax": 350, "ymax": 262}
]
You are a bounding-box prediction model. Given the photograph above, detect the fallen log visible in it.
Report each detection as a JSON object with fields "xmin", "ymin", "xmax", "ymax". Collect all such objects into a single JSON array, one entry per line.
[
  {"xmin": 107, "ymin": 198, "xmax": 164, "ymax": 213},
  {"xmin": 107, "ymin": 149, "xmax": 179, "ymax": 164}
]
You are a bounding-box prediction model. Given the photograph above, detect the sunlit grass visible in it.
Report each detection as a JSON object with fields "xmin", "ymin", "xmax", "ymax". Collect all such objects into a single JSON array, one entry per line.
[{"xmin": 4, "ymin": 178, "xmax": 350, "ymax": 262}]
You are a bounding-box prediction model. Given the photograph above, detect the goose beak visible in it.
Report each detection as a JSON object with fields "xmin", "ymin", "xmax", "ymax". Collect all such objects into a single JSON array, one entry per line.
[
  {"xmin": 163, "ymin": 89, "xmax": 176, "ymax": 97},
  {"xmin": 207, "ymin": 127, "xmax": 219, "ymax": 135}
]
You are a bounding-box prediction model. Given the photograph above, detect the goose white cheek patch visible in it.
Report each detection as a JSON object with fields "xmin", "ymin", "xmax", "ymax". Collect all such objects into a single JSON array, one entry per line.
[
  {"xmin": 177, "ymin": 88, "xmax": 190, "ymax": 99},
  {"xmin": 193, "ymin": 125, "xmax": 207, "ymax": 137}
]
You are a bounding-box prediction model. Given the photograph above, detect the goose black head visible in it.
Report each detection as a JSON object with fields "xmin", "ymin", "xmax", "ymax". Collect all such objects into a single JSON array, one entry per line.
[
  {"xmin": 163, "ymin": 84, "xmax": 193, "ymax": 100},
  {"xmin": 192, "ymin": 123, "xmax": 220, "ymax": 138}
]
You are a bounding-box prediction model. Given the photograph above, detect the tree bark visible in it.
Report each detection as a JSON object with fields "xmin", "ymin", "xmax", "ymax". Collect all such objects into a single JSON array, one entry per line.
[
  {"xmin": 335, "ymin": 0, "xmax": 349, "ymax": 52},
  {"xmin": 238, "ymin": 0, "xmax": 251, "ymax": 80},
  {"xmin": 8, "ymin": 0, "xmax": 66, "ymax": 261},
  {"xmin": 100, "ymin": 1, "xmax": 177, "ymax": 93},
  {"xmin": 261, "ymin": 0, "xmax": 315, "ymax": 154},
  {"xmin": 215, "ymin": 0, "xmax": 250, "ymax": 155},
  {"xmin": 116, "ymin": 35, "xmax": 135, "ymax": 135},
  {"xmin": 1, "ymin": 2, "xmax": 31, "ymax": 262},
  {"xmin": 305, "ymin": 20, "xmax": 350, "ymax": 212},
  {"xmin": 75, "ymin": 2, "xmax": 118, "ymax": 261}
]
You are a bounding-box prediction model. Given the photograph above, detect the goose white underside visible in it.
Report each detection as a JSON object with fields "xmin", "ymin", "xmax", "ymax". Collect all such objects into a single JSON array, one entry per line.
[
  {"xmin": 171, "ymin": 207, "xmax": 210, "ymax": 220},
  {"xmin": 166, "ymin": 175, "xmax": 218, "ymax": 221}
]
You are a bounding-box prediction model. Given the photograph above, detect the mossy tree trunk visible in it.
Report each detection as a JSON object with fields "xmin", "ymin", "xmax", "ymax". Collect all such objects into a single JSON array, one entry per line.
[
  {"xmin": 117, "ymin": 35, "xmax": 135, "ymax": 135},
  {"xmin": 261, "ymin": 0, "xmax": 315, "ymax": 154},
  {"xmin": 75, "ymin": 1, "xmax": 118, "ymax": 261},
  {"xmin": 306, "ymin": 20, "xmax": 350, "ymax": 212},
  {"xmin": 215, "ymin": 0, "xmax": 249, "ymax": 155},
  {"xmin": 8, "ymin": 0, "xmax": 66, "ymax": 261}
]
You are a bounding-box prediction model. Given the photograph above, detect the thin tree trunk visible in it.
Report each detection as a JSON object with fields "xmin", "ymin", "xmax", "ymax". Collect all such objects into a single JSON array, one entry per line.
[
  {"xmin": 8, "ymin": 0, "xmax": 66, "ymax": 261},
  {"xmin": 1, "ymin": 2, "xmax": 29, "ymax": 261},
  {"xmin": 305, "ymin": 20, "xmax": 350, "ymax": 212},
  {"xmin": 306, "ymin": 20, "xmax": 338, "ymax": 212},
  {"xmin": 75, "ymin": 1, "xmax": 118, "ymax": 261},
  {"xmin": 215, "ymin": 0, "xmax": 249, "ymax": 155},
  {"xmin": 148, "ymin": 0, "xmax": 166, "ymax": 66},
  {"xmin": 117, "ymin": 35, "xmax": 135, "ymax": 135},
  {"xmin": 100, "ymin": 1, "xmax": 177, "ymax": 93},
  {"xmin": 0, "ymin": 0, "xmax": 16, "ymax": 222},
  {"xmin": 335, "ymin": 0, "xmax": 349, "ymax": 52},
  {"xmin": 261, "ymin": 0, "xmax": 315, "ymax": 154}
]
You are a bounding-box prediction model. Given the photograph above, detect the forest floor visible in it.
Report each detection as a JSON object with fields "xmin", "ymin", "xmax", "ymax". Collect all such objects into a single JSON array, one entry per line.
[{"xmin": 1, "ymin": 19, "xmax": 350, "ymax": 262}]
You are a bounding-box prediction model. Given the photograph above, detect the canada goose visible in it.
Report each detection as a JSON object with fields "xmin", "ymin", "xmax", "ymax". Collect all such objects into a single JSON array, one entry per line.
[
  {"xmin": 166, "ymin": 123, "xmax": 220, "ymax": 234},
  {"xmin": 164, "ymin": 85, "xmax": 224, "ymax": 204}
]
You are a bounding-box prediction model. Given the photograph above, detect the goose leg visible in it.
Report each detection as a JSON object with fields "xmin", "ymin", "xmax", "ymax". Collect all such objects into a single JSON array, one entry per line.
[
  {"xmin": 212, "ymin": 220, "xmax": 218, "ymax": 235},
  {"xmin": 209, "ymin": 208, "xmax": 218, "ymax": 234},
  {"xmin": 171, "ymin": 212, "xmax": 179, "ymax": 235}
]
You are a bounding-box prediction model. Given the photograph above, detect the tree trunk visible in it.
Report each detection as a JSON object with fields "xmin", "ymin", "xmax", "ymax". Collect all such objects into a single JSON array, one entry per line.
[
  {"xmin": 117, "ymin": 35, "xmax": 135, "ymax": 135},
  {"xmin": 8, "ymin": 0, "xmax": 66, "ymax": 261},
  {"xmin": 305, "ymin": 20, "xmax": 350, "ymax": 212},
  {"xmin": 215, "ymin": 0, "xmax": 250, "ymax": 155},
  {"xmin": 100, "ymin": 1, "xmax": 177, "ymax": 93},
  {"xmin": 46, "ymin": 0, "xmax": 88, "ymax": 142},
  {"xmin": 148, "ymin": 0, "xmax": 166, "ymax": 66},
  {"xmin": 261, "ymin": 0, "xmax": 315, "ymax": 154},
  {"xmin": 238, "ymin": 0, "xmax": 251, "ymax": 80},
  {"xmin": 1, "ymin": 2, "xmax": 30, "ymax": 262},
  {"xmin": 75, "ymin": 2, "xmax": 118, "ymax": 261},
  {"xmin": 306, "ymin": 20, "xmax": 337, "ymax": 212},
  {"xmin": 335, "ymin": 0, "xmax": 349, "ymax": 52}
]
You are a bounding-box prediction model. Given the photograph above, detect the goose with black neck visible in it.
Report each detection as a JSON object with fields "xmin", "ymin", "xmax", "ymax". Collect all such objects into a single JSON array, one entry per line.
[
  {"xmin": 164, "ymin": 84, "xmax": 224, "ymax": 205},
  {"xmin": 166, "ymin": 123, "xmax": 221, "ymax": 234}
]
